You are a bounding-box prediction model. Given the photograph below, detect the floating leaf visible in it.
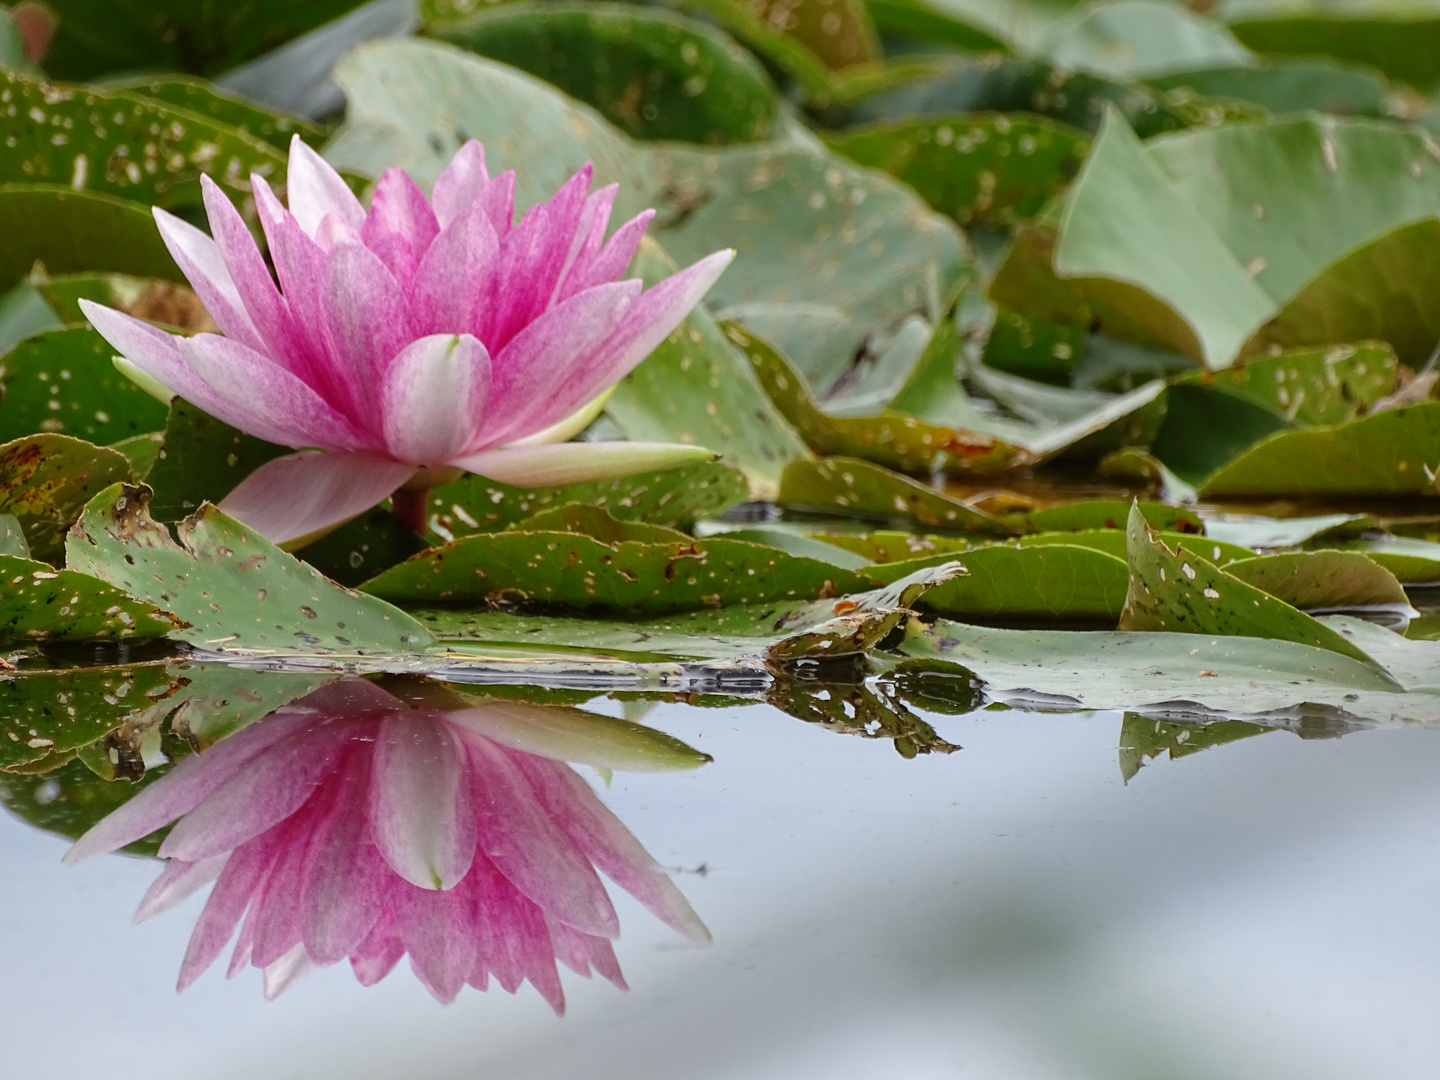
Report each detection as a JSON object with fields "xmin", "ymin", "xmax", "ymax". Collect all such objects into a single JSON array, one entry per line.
[
  {"xmin": 0, "ymin": 512, "xmax": 26, "ymax": 557},
  {"xmin": 142, "ymin": 398, "xmax": 289, "ymax": 521},
  {"xmin": 731, "ymin": 321, "xmax": 1025, "ymax": 476},
  {"xmin": 426, "ymin": 459, "xmax": 751, "ymax": 540},
  {"xmin": 712, "ymin": 525, "xmax": 874, "ymax": 569},
  {"xmin": 0, "ymin": 69, "xmax": 285, "ymax": 209},
  {"xmin": 0, "ymin": 185, "xmax": 181, "ymax": 293},
  {"xmin": 293, "ymin": 506, "xmax": 430, "ymax": 588},
  {"xmin": 812, "ymin": 528, "xmax": 972, "ymax": 563},
  {"xmin": 1043, "ymin": 0, "xmax": 1254, "ymax": 80},
  {"xmin": 824, "ymin": 113, "xmax": 1089, "ymax": 226},
  {"xmin": 1118, "ymin": 711, "xmax": 1272, "ymax": 782},
  {"xmin": 512, "ymin": 503, "xmax": 690, "ymax": 545},
  {"xmin": 427, "ymin": 2, "xmax": 778, "ymax": 144},
  {"xmin": 1150, "ymin": 384, "xmax": 1293, "ymax": 484},
  {"xmin": 1331, "ymin": 536, "xmax": 1440, "ymax": 585},
  {"xmin": 900, "ymin": 542, "xmax": 1129, "ymax": 622},
  {"xmin": 106, "ymin": 74, "xmax": 325, "ymax": 150},
  {"xmin": 1022, "ymin": 527, "xmax": 1254, "ymax": 568},
  {"xmin": 0, "ymin": 433, "xmax": 130, "ymax": 561},
  {"xmin": 66, "ymin": 483, "xmax": 433, "ymax": 655},
  {"xmin": 1118, "ymin": 502, "xmax": 1375, "ymax": 663},
  {"xmin": 864, "ymin": 0, "xmax": 1010, "ymax": 53},
  {"xmin": 0, "ymin": 554, "xmax": 180, "ymax": 643},
  {"xmin": 778, "ymin": 457, "xmax": 1011, "ymax": 534},
  {"xmin": 1199, "ymin": 402, "xmax": 1440, "ymax": 498},
  {"xmin": 981, "ymin": 307, "xmax": 1086, "ymax": 385},
  {"xmin": 1145, "ymin": 58, "xmax": 1394, "ymax": 117},
  {"xmin": 1012, "ymin": 499, "xmax": 1203, "ymax": 534},
  {"xmin": 1202, "ymin": 512, "xmax": 1374, "ymax": 550},
  {"xmin": 0, "ymin": 326, "xmax": 169, "ymax": 445},
  {"xmin": 362, "ymin": 529, "xmax": 875, "ymax": 613},
  {"xmin": 1224, "ymin": 550, "xmax": 1409, "ymax": 611}
]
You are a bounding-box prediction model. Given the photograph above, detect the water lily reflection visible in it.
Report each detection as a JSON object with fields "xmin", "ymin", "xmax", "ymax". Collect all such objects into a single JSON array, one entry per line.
[{"xmin": 64, "ymin": 679, "xmax": 710, "ymax": 1009}]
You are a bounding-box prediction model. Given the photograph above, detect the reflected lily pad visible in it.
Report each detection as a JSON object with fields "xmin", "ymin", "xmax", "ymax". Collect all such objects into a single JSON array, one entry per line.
[{"xmin": 1118, "ymin": 711, "xmax": 1272, "ymax": 782}]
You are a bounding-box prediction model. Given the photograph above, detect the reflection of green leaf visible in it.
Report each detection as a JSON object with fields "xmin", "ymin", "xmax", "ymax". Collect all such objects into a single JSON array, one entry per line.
[
  {"xmin": 778, "ymin": 457, "xmax": 1010, "ymax": 534},
  {"xmin": 825, "ymin": 113, "xmax": 1089, "ymax": 226},
  {"xmin": 67, "ymin": 483, "xmax": 433, "ymax": 655},
  {"xmin": 766, "ymin": 679, "xmax": 959, "ymax": 757},
  {"xmin": 1119, "ymin": 502, "xmax": 1376, "ymax": 663},
  {"xmin": 0, "ymin": 185, "xmax": 181, "ymax": 293},
  {"xmin": 0, "ymin": 554, "xmax": 180, "ymax": 643},
  {"xmin": 0, "ymin": 433, "xmax": 130, "ymax": 562},
  {"xmin": 1118, "ymin": 711, "xmax": 1271, "ymax": 782},
  {"xmin": 428, "ymin": 2, "xmax": 778, "ymax": 144},
  {"xmin": 1199, "ymin": 402, "xmax": 1440, "ymax": 497},
  {"xmin": 0, "ymin": 755, "xmax": 174, "ymax": 856},
  {"xmin": 1225, "ymin": 550, "xmax": 1409, "ymax": 610},
  {"xmin": 0, "ymin": 327, "xmax": 170, "ymax": 445}
]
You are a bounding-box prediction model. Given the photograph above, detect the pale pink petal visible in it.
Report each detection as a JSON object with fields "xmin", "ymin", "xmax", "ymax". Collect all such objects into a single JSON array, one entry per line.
[
  {"xmin": 547, "ymin": 917, "xmax": 627, "ymax": 989},
  {"xmin": 476, "ymin": 169, "xmax": 516, "ymax": 239},
  {"xmin": 397, "ymin": 882, "xmax": 478, "ymax": 1003},
  {"xmin": 287, "ymin": 135, "xmax": 365, "ymax": 238},
  {"xmin": 361, "ymin": 167, "xmax": 440, "ymax": 286},
  {"xmin": 350, "ymin": 908, "xmax": 405, "ymax": 986},
  {"xmin": 431, "ymin": 140, "xmax": 489, "ymax": 228},
  {"xmin": 177, "ymin": 833, "xmax": 278, "ymax": 990},
  {"xmin": 262, "ymin": 943, "xmax": 315, "ymax": 1001},
  {"xmin": 64, "ymin": 710, "xmax": 318, "ymax": 864},
  {"xmin": 410, "ymin": 200, "xmax": 500, "ymax": 337},
  {"xmin": 465, "ymin": 737, "xmax": 619, "ymax": 939},
  {"xmin": 179, "ymin": 333, "xmax": 365, "ymax": 450},
  {"xmin": 133, "ymin": 855, "xmax": 229, "ymax": 923},
  {"xmin": 151, "ymin": 206, "xmax": 262, "ymax": 349},
  {"xmin": 218, "ymin": 450, "xmax": 415, "ymax": 547},
  {"xmin": 452, "ymin": 442, "xmax": 714, "ymax": 488},
  {"xmin": 550, "ymin": 184, "xmax": 617, "ymax": 307},
  {"xmin": 158, "ymin": 724, "xmax": 350, "ymax": 862},
  {"xmin": 370, "ymin": 714, "xmax": 478, "ymax": 890},
  {"xmin": 323, "ymin": 242, "xmax": 416, "ymax": 427},
  {"xmin": 563, "ymin": 209, "xmax": 654, "ymax": 300},
  {"xmin": 381, "ymin": 334, "xmax": 491, "ymax": 465}
]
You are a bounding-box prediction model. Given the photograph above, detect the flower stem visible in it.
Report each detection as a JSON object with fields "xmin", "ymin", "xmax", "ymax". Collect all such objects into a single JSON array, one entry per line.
[{"xmin": 391, "ymin": 487, "xmax": 430, "ymax": 537}]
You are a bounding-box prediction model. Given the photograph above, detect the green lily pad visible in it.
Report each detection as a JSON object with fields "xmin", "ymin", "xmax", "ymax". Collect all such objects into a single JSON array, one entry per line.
[
  {"xmin": 824, "ymin": 113, "xmax": 1090, "ymax": 227},
  {"xmin": 1044, "ymin": 0, "xmax": 1254, "ymax": 80},
  {"xmin": 1118, "ymin": 502, "xmax": 1375, "ymax": 663},
  {"xmin": 0, "ymin": 326, "xmax": 170, "ymax": 445},
  {"xmin": 0, "ymin": 433, "xmax": 131, "ymax": 562},
  {"xmin": 1145, "ymin": 57, "xmax": 1394, "ymax": 116},
  {"xmin": 361, "ymin": 528, "xmax": 875, "ymax": 613},
  {"xmin": 812, "ymin": 529, "xmax": 973, "ymax": 563},
  {"xmin": 1149, "ymin": 384, "xmax": 1293, "ymax": 484},
  {"xmin": 0, "ymin": 185, "xmax": 181, "ymax": 293},
  {"xmin": 1199, "ymin": 402, "xmax": 1440, "ymax": 498},
  {"xmin": 898, "ymin": 541, "xmax": 1130, "ymax": 621},
  {"xmin": 292, "ymin": 506, "xmax": 430, "ymax": 588},
  {"xmin": 426, "ymin": 458, "xmax": 750, "ymax": 540},
  {"xmin": 1118, "ymin": 711, "xmax": 1272, "ymax": 782},
  {"xmin": 1224, "ymin": 550, "xmax": 1409, "ymax": 610},
  {"xmin": 105, "ymin": 74, "xmax": 325, "ymax": 151},
  {"xmin": 865, "ymin": 0, "xmax": 1010, "ymax": 51},
  {"xmin": 66, "ymin": 483, "xmax": 433, "ymax": 655},
  {"xmin": 143, "ymin": 398, "xmax": 289, "ymax": 521},
  {"xmin": 427, "ymin": 2, "xmax": 778, "ymax": 144},
  {"xmin": 0, "ymin": 69, "xmax": 285, "ymax": 211},
  {"xmin": 731, "ymin": 320, "xmax": 1024, "ymax": 477},
  {"xmin": 605, "ymin": 241, "xmax": 809, "ymax": 498},
  {"xmin": 107, "ymin": 432, "xmax": 164, "ymax": 476},
  {"xmin": 777, "ymin": 457, "xmax": 1011, "ymax": 534},
  {"xmin": 1330, "ymin": 536, "xmax": 1440, "ymax": 585},
  {"xmin": 1013, "ymin": 500, "xmax": 1204, "ymax": 534},
  {"xmin": 0, "ymin": 513, "xmax": 27, "ymax": 557},
  {"xmin": 709, "ymin": 526, "xmax": 875, "ymax": 570},
  {"xmin": 511, "ymin": 503, "xmax": 690, "ymax": 545},
  {"xmin": 981, "ymin": 307, "xmax": 1086, "ymax": 385},
  {"xmin": 324, "ymin": 39, "xmax": 965, "ymax": 397},
  {"xmin": 0, "ymin": 554, "xmax": 180, "ymax": 643},
  {"xmin": 1022, "ymin": 527, "xmax": 1255, "ymax": 568}
]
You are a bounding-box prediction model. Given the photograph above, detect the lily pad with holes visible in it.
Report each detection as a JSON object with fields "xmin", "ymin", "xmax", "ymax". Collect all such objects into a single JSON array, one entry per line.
[
  {"xmin": 106, "ymin": 74, "xmax": 324, "ymax": 151},
  {"xmin": 0, "ymin": 433, "xmax": 131, "ymax": 562},
  {"xmin": 1224, "ymin": 550, "xmax": 1409, "ymax": 611},
  {"xmin": 778, "ymin": 457, "xmax": 1011, "ymax": 534},
  {"xmin": 0, "ymin": 554, "xmax": 181, "ymax": 643}
]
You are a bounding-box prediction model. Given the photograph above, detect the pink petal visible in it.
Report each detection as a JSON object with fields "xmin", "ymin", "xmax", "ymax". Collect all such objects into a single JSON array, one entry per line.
[
  {"xmin": 218, "ymin": 450, "xmax": 416, "ymax": 547},
  {"xmin": 547, "ymin": 917, "xmax": 627, "ymax": 989},
  {"xmin": 478, "ymin": 279, "xmax": 639, "ymax": 446},
  {"xmin": 287, "ymin": 135, "xmax": 365, "ymax": 238},
  {"xmin": 246, "ymin": 813, "xmax": 315, "ymax": 968},
  {"xmin": 476, "ymin": 169, "xmax": 516, "ymax": 239},
  {"xmin": 465, "ymin": 737, "xmax": 619, "ymax": 939},
  {"xmin": 350, "ymin": 908, "xmax": 405, "ymax": 986},
  {"xmin": 151, "ymin": 206, "xmax": 262, "ymax": 350},
  {"xmin": 430, "ymin": 140, "xmax": 489, "ymax": 228},
  {"xmin": 396, "ymin": 881, "xmax": 478, "ymax": 1003},
  {"xmin": 64, "ymin": 710, "xmax": 318, "ymax": 864},
  {"xmin": 323, "ymin": 242, "xmax": 416, "ymax": 427},
  {"xmin": 410, "ymin": 200, "xmax": 501, "ymax": 337},
  {"xmin": 262, "ymin": 943, "xmax": 315, "ymax": 1001},
  {"xmin": 452, "ymin": 442, "xmax": 713, "ymax": 488},
  {"xmin": 158, "ymin": 724, "xmax": 350, "ymax": 862},
  {"xmin": 550, "ymin": 184, "xmax": 617, "ymax": 307},
  {"xmin": 370, "ymin": 713, "xmax": 478, "ymax": 890},
  {"xmin": 361, "ymin": 167, "xmax": 440, "ymax": 286},
  {"xmin": 381, "ymin": 334, "xmax": 491, "ymax": 465},
  {"xmin": 178, "ymin": 333, "xmax": 365, "ymax": 450},
  {"xmin": 177, "ymin": 833, "xmax": 278, "ymax": 990},
  {"xmin": 133, "ymin": 855, "xmax": 229, "ymax": 923},
  {"xmin": 563, "ymin": 209, "xmax": 654, "ymax": 300}
]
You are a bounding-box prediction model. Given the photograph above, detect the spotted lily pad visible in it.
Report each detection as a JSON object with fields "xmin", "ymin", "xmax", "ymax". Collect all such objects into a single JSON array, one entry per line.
[
  {"xmin": 0, "ymin": 433, "xmax": 131, "ymax": 562},
  {"xmin": 106, "ymin": 74, "xmax": 325, "ymax": 151},
  {"xmin": 0, "ymin": 554, "xmax": 181, "ymax": 643},
  {"xmin": 66, "ymin": 483, "xmax": 433, "ymax": 655},
  {"xmin": 778, "ymin": 457, "xmax": 1011, "ymax": 534},
  {"xmin": 143, "ymin": 398, "xmax": 290, "ymax": 522},
  {"xmin": 1118, "ymin": 711, "xmax": 1272, "ymax": 782}
]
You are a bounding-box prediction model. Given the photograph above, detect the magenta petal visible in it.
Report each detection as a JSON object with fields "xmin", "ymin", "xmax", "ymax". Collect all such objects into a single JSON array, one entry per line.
[
  {"xmin": 475, "ymin": 169, "xmax": 515, "ymax": 240},
  {"xmin": 179, "ymin": 333, "xmax": 365, "ymax": 450},
  {"xmin": 397, "ymin": 882, "xmax": 478, "ymax": 1003},
  {"xmin": 382, "ymin": 334, "xmax": 491, "ymax": 465},
  {"xmin": 361, "ymin": 167, "xmax": 440, "ymax": 286},
  {"xmin": 287, "ymin": 135, "xmax": 365, "ymax": 238},
  {"xmin": 323, "ymin": 242, "xmax": 416, "ymax": 426},
  {"xmin": 218, "ymin": 450, "xmax": 415, "ymax": 547},
  {"xmin": 151, "ymin": 206, "xmax": 262, "ymax": 351},
  {"xmin": 564, "ymin": 209, "xmax": 654, "ymax": 300},
  {"xmin": 177, "ymin": 834, "xmax": 278, "ymax": 990},
  {"xmin": 350, "ymin": 908, "xmax": 406, "ymax": 986},
  {"xmin": 553, "ymin": 184, "xmax": 618, "ymax": 304},
  {"xmin": 430, "ymin": 139, "xmax": 489, "ymax": 228},
  {"xmin": 370, "ymin": 714, "xmax": 478, "ymax": 890},
  {"xmin": 410, "ymin": 200, "xmax": 500, "ymax": 337}
]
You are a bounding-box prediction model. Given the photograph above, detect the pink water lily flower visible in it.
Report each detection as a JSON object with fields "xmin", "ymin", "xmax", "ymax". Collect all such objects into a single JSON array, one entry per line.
[
  {"xmin": 63, "ymin": 679, "xmax": 709, "ymax": 1008},
  {"xmin": 81, "ymin": 137, "xmax": 733, "ymax": 545}
]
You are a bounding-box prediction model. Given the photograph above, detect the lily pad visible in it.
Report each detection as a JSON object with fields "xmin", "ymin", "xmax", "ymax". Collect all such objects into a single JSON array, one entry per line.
[
  {"xmin": 1330, "ymin": 536, "xmax": 1440, "ymax": 585},
  {"xmin": 1118, "ymin": 502, "xmax": 1376, "ymax": 663},
  {"xmin": 361, "ymin": 528, "xmax": 875, "ymax": 613},
  {"xmin": 0, "ymin": 433, "xmax": 130, "ymax": 562},
  {"xmin": 1044, "ymin": 0, "xmax": 1254, "ymax": 80},
  {"xmin": 106, "ymin": 74, "xmax": 325, "ymax": 151},
  {"xmin": 427, "ymin": 2, "xmax": 778, "ymax": 144},
  {"xmin": 292, "ymin": 506, "xmax": 430, "ymax": 588},
  {"xmin": 0, "ymin": 753, "xmax": 176, "ymax": 855},
  {"xmin": 143, "ymin": 398, "xmax": 290, "ymax": 521},
  {"xmin": 824, "ymin": 113, "xmax": 1090, "ymax": 226},
  {"xmin": 0, "ymin": 513, "xmax": 26, "ymax": 557},
  {"xmin": 511, "ymin": 503, "xmax": 691, "ymax": 545},
  {"xmin": 0, "ymin": 554, "xmax": 180, "ymax": 643},
  {"xmin": 1224, "ymin": 550, "xmax": 1410, "ymax": 611},
  {"xmin": 323, "ymin": 39, "xmax": 966, "ymax": 396},
  {"xmin": 1022, "ymin": 527, "xmax": 1254, "ymax": 568},
  {"xmin": 1149, "ymin": 383, "xmax": 1293, "ymax": 484},
  {"xmin": 0, "ymin": 69, "xmax": 285, "ymax": 210},
  {"xmin": 777, "ymin": 457, "xmax": 1011, "ymax": 534},
  {"xmin": 0, "ymin": 326, "xmax": 170, "ymax": 445},
  {"xmin": 731, "ymin": 321, "xmax": 1025, "ymax": 476},
  {"xmin": 1199, "ymin": 402, "xmax": 1440, "ymax": 498},
  {"xmin": 66, "ymin": 483, "xmax": 433, "ymax": 655},
  {"xmin": 981, "ymin": 307, "xmax": 1086, "ymax": 385},
  {"xmin": 0, "ymin": 185, "xmax": 181, "ymax": 293},
  {"xmin": 864, "ymin": 0, "xmax": 1010, "ymax": 52},
  {"xmin": 1012, "ymin": 500, "xmax": 1203, "ymax": 534},
  {"xmin": 1145, "ymin": 57, "xmax": 1395, "ymax": 117},
  {"xmin": 900, "ymin": 542, "xmax": 1130, "ymax": 622}
]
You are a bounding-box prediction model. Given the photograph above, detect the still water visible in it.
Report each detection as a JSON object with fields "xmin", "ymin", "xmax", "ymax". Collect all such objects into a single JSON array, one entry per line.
[{"xmin": 3, "ymin": 675, "xmax": 1439, "ymax": 1080}]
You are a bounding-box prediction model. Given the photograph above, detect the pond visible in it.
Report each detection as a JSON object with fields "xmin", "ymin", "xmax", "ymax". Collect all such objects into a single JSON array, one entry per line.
[{"xmin": 3, "ymin": 658, "xmax": 1439, "ymax": 1080}]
